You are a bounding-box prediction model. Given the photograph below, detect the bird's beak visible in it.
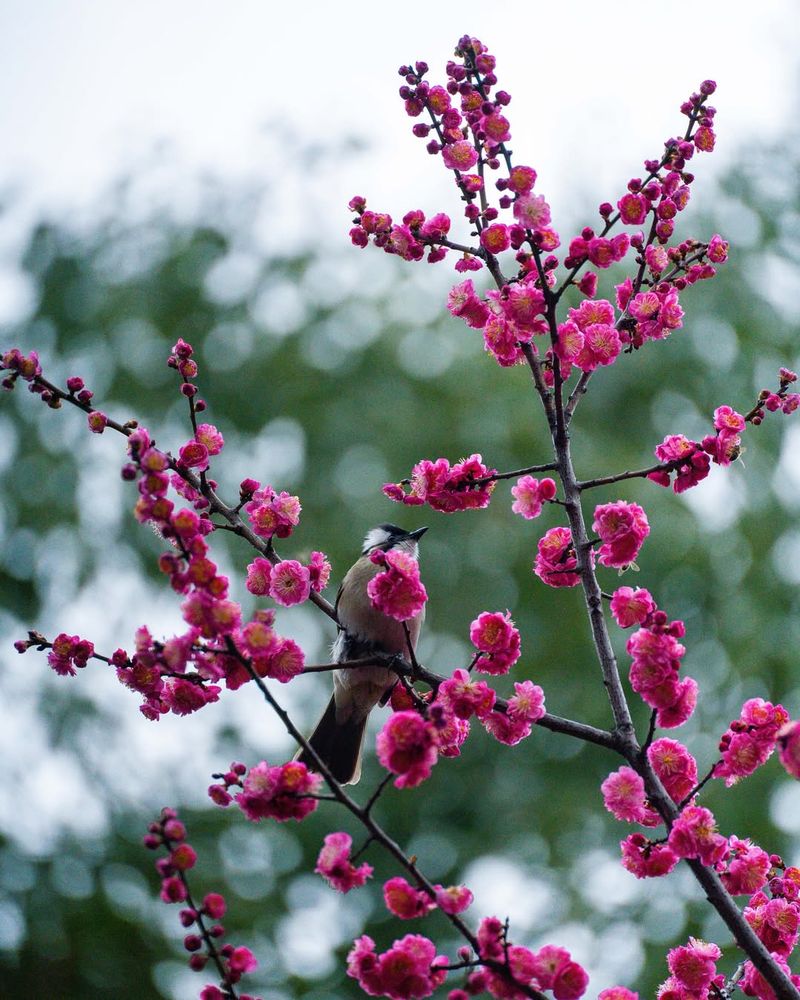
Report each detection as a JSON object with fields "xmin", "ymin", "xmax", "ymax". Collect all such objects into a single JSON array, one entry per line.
[{"xmin": 408, "ymin": 526, "xmax": 429, "ymax": 541}]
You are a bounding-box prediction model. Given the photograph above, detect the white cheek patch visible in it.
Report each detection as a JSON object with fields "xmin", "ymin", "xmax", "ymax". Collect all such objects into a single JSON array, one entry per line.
[{"xmin": 362, "ymin": 526, "xmax": 391, "ymax": 552}]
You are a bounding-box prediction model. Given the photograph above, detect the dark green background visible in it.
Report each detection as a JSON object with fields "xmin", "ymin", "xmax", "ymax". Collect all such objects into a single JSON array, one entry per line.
[{"xmin": 1, "ymin": 137, "xmax": 799, "ymax": 999}]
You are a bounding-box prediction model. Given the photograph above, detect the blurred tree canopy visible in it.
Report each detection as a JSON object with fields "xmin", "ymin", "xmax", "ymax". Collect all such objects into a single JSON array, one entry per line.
[{"xmin": 1, "ymin": 139, "xmax": 799, "ymax": 999}]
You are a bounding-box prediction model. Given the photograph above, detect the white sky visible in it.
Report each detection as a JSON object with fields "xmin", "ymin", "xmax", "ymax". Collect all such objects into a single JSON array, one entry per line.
[{"xmin": 1, "ymin": 0, "xmax": 798, "ymax": 236}]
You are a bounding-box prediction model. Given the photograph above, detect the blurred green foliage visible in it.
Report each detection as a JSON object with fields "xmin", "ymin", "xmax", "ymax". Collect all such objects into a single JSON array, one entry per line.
[{"xmin": 1, "ymin": 140, "xmax": 799, "ymax": 999}]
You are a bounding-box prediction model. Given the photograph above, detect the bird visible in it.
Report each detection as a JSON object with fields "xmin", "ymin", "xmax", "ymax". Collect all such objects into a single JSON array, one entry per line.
[{"xmin": 297, "ymin": 523, "xmax": 428, "ymax": 784}]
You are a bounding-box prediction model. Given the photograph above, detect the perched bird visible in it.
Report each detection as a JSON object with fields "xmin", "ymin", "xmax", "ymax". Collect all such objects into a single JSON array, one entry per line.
[{"xmin": 297, "ymin": 523, "xmax": 428, "ymax": 784}]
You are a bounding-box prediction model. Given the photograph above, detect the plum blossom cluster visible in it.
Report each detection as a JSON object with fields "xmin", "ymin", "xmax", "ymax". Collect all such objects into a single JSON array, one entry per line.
[
  {"xmin": 144, "ymin": 808, "xmax": 261, "ymax": 1000},
  {"xmin": 570, "ymin": 80, "xmax": 718, "ymax": 283},
  {"xmin": 347, "ymin": 933, "xmax": 448, "ymax": 1000},
  {"xmin": 650, "ymin": 374, "xmax": 799, "ymax": 493},
  {"xmin": 713, "ymin": 698, "xmax": 790, "ymax": 786},
  {"xmin": 602, "ymin": 736, "xmax": 698, "ymax": 828},
  {"xmin": 446, "ymin": 276, "xmax": 552, "ymax": 368},
  {"xmin": 382, "ymin": 875, "xmax": 471, "ymax": 919},
  {"xmin": 611, "ymin": 586, "xmax": 697, "ymax": 729},
  {"xmin": 467, "ymin": 916, "xmax": 589, "ymax": 999},
  {"xmin": 245, "ymin": 551, "xmax": 330, "ymax": 608},
  {"xmin": 38, "ymin": 631, "xmax": 95, "ymax": 677},
  {"xmin": 383, "ymin": 453, "xmax": 496, "ymax": 512},
  {"xmin": 243, "ymin": 483, "xmax": 302, "ymax": 540},
  {"xmin": 209, "ymin": 759, "xmax": 322, "ymax": 822}
]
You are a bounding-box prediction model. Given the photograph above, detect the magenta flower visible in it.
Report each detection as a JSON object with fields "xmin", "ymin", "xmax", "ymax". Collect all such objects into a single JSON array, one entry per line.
[
  {"xmin": 667, "ymin": 938, "xmax": 721, "ymax": 996},
  {"xmin": 620, "ymin": 833, "xmax": 678, "ymax": 879},
  {"xmin": 647, "ymin": 738, "xmax": 698, "ymax": 804},
  {"xmin": 367, "ymin": 548, "xmax": 427, "ymax": 622},
  {"xmin": 667, "ymin": 805, "xmax": 728, "ymax": 866},
  {"xmin": 195, "ymin": 423, "xmax": 224, "ymax": 455},
  {"xmin": 383, "ymin": 876, "xmax": 434, "ymax": 919},
  {"xmin": 346, "ymin": 933, "xmax": 447, "ymax": 1000},
  {"xmin": 269, "ymin": 560, "xmax": 311, "ymax": 607},
  {"xmin": 593, "ymin": 500, "xmax": 650, "ymax": 568},
  {"xmin": 601, "ymin": 766, "xmax": 656, "ymax": 825},
  {"xmin": 235, "ymin": 760, "xmax": 322, "ymax": 822},
  {"xmin": 610, "ymin": 586, "xmax": 656, "ymax": 628},
  {"xmin": 385, "ymin": 453, "xmax": 496, "ymax": 512},
  {"xmin": 436, "ymin": 669, "xmax": 495, "ymax": 719},
  {"xmin": 714, "ymin": 698, "xmax": 789, "ymax": 786},
  {"xmin": 778, "ymin": 719, "xmax": 800, "ymax": 780},
  {"xmin": 507, "ymin": 680, "xmax": 546, "ymax": 724},
  {"xmin": 315, "ymin": 832, "xmax": 373, "ymax": 893},
  {"xmin": 376, "ymin": 711, "xmax": 438, "ymax": 788},
  {"xmin": 469, "ymin": 610, "xmax": 521, "ymax": 674},
  {"xmin": 720, "ymin": 837, "xmax": 771, "ymax": 896},
  {"xmin": 245, "ymin": 556, "xmax": 273, "ymax": 596},
  {"xmin": 244, "ymin": 486, "xmax": 301, "ymax": 539},
  {"xmin": 434, "ymin": 883, "xmax": 472, "ymax": 915},
  {"xmin": 442, "ymin": 139, "xmax": 478, "ymax": 171},
  {"xmin": 534, "ymin": 526, "xmax": 581, "ymax": 588},
  {"xmin": 308, "ymin": 550, "xmax": 331, "ymax": 592},
  {"xmin": 511, "ymin": 475, "xmax": 556, "ymax": 519}
]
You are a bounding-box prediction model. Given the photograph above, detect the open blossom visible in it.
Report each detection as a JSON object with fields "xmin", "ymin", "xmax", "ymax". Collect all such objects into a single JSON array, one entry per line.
[
  {"xmin": 383, "ymin": 877, "xmax": 434, "ymax": 919},
  {"xmin": 511, "ymin": 475, "xmax": 556, "ymax": 519},
  {"xmin": 437, "ymin": 669, "xmax": 496, "ymax": 719},
  {"xmin": 258, "ymin": 636, "xmax": 305, "ymax": 683},
  {"xmin": 315, "ymin": 832, "xmax": 373, "ymax": 893},
  {"xmin": 235, "ymin": 760, "xmax": 322, "ymax": 822},
  {"xmin": 195, "ymin": 423, "xmax": 224, "ymax": 455},
  {"xmin": 666, "ymin": 938, "xmax": 721, "ymax": 996},
  {"xmin": 621, "ymin": 833, "xmax": 679, "ymax": 879},
  {"xmin": 778, "ymin": 719, "xmax": 800, "ymax": 779},
  {"xmin": 721, "ymin": 837, "xmax": 772, "ymax": 895},
  {"xmin": 245, "ymin": 557, "xmax": 272, "ymax": 596},
  {"xmin": 507, "ymin": 680, "xmax": 546, "ymax": 724},
  {"xmin": 714, "ymin": 698, "xmax": 789, "ymax": 785},
  {"xmin": 269, "ymin": 560, "xmax": 311, "ymax": 607},
  {"xmin": 434, "ymin": 883, "xmax": 472, "ymax": 915},
  {"xmin": 598, "ymin": 990, "xmax": 638, "ymax": 1000},
  {"xmin": 534, "ymin": 526, "xmax": 581, "ymax": 588},
  {"xmin": 593, "ymin": 501, "xmax": 650, "ymax": 568},
  {"xmin": 514, "ymin": 192, "xmax": 551, "ymax": 230},
  {"xmin": 648, "ymin": 738, "xmax": 698, "ymax": 804},
  {"xmin": 347, "ymin": 933, "xmax": 447, "ymax": 1000},
  {"xmin": 367, "ymin": 548, "xmax": 427, "ymax": 621},
  {"xmin": 601, "ymin": 766, "xmax": 655, "ymax": 824},
  {"xmin": 482, "ymin": 708, "xmax": 535, "ymax": 747},
  {"xmin": 376, "ymin": 711, "xmax": 438, "ymax": 788},
  {"xmin": 308, "ymin": 550, "xmax": 331, "ymax": 592},
  {"xmin": 384, "ymin": 454, "xmax": 496, "ymax": 512},
  {"xmin": 740, "ymin": 957, "xmax": 800, "ymax": 1000},
  {"xmin": 668, "ymin": 805, "xmax": 728, "ymax": 866},
  {"xmin": 610, "ymin": 587, "xmax": 656, "ymax": 628},
  {"xmin": 469, "ymin": 610, "xmax": 521, "ymax": 674},
  {"xmin": 447, "ymin": 278, "xmax": 490, "ymax": 329}
]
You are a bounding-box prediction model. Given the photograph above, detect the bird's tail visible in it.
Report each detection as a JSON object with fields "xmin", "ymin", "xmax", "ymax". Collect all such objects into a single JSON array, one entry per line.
[{"xmin": 295, "ymin": 695, "xmax": 368, "ymax": 785}]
